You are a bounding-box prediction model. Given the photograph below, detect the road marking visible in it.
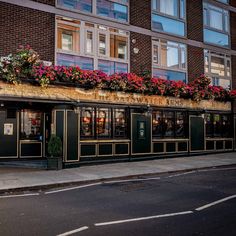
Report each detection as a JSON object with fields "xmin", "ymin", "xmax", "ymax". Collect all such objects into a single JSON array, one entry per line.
[
  {"xmin": 95, "ymin": 211, "xmax": 193, "ymax": 226},
  {"xmin": 104, "ymin": 177, "xmax": 161, "ymax": 184},
  {"xmin": 57, "ymin": 226, "xmax": 89, "ymax": 236},
  {"xmin": 165, "ymin": 171, "xmax": 196, "ymax": 178},
  {"xmin": 195, "ymin": 194, "xmax": 236, "ymax": 211},
  {"xmin": 0, "ymin": 193, "xmax": 39, "ymax": 199},
  {"xmin": 45, "ymin": 183, "xmax": 101, "ymax": 194}
]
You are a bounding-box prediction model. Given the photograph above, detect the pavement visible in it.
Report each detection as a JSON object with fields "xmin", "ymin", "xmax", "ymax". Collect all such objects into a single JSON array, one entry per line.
[{"xmin": 0, "ymin": 152, "xmax": 235, "ymax": 194}]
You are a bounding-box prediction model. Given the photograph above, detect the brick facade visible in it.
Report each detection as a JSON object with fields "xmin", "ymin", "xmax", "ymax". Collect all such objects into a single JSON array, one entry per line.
[
  {"xmin": 187, "ymin": 46, "xmax": 204, "ymax": 83},
  {"xmin": 0, "ymin": 2, "xmax": 55, "ymax": 62},
  {"xmin": 231, "ymin": 11, "xmax": 236, "ymax": 51},
  {"xmin": 230, "ymin": 0, "xmax": 236, "ymax": 8},
  {"xmin": 32, "ymin": 0, "xmax": 55, "ymax": 6},
  {"xmin": 130, "ymin": 0, "xmax": 151, "ymax": 30},
  {"xmin": 130, "ymin": 32, "xmax": 152, "ymax": 76},
  {"xmin": 187, "ymin": 0, "xmax": 203, "ymax": 42}
]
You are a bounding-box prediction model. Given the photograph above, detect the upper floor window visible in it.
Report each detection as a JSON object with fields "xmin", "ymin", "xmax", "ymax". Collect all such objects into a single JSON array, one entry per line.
[
  {"xmin": 216, "ymin": 0, "xmax": 229, "ymax": 4},
  {"xmin": 56, "ymin": 17, "xmax": 129, "ymax": 74},
  {"xmin": 204, "ymin": 50, "xmax": 231, "ymax": 89},
  {"xmin": 203, "ymin": 2, "xmax": 230, "ymax": 47},
  {"xmin": 57, "ymin": 0, "xmax": 129, "ymax": 23},
  {"xmin": 152, "ymin": 0, "xmax": 186, "ymax": 37},
  {"xmin": 152, "ymin": 39, "xmax": 187, "ymax": 82}
]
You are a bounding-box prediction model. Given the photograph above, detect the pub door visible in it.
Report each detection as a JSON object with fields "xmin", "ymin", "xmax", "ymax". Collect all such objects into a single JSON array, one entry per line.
[
  {"xmin": 190, "ymin": 116, "xmax": 205, "ymax": 152},
  {"xmin": 131, "ymin": 113, "xmax": 152, "ymax": 155}
]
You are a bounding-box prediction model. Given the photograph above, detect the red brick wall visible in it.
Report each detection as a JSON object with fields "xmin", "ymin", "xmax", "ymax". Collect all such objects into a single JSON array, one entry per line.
[
  {"xmin": 32, "ymin": 0, "xmax": 55, "ymax": 6},
  {"xmin": 230, "ymin": 0, "xmax": 236, "ymax": 7},
  {"xmin": 130, "ymin": 32, "xmax": 152, "ymax": 76},
  {"xmin": 0, "ymin": 2, "xmax": 55, "ymax": 62},
  {"xmin": 130, "ymin": 0, "xmax": 151, "ymax": 30},
  {"xmin": 187, "ymin": 46, "xmax": 204, "ymax": 83},
  {"xmin": 231, "ymin": 12, "xmax": 236, "ymax": 50},
  {"xmin": 187, "ymin": 0, "xmax": 203, "ymax": 42}
]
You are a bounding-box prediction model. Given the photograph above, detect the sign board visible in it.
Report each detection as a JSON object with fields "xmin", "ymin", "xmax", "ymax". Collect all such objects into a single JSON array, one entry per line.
[{"xmin": 4, "ymin": 123, "xmax": 13, "ymax": 135}]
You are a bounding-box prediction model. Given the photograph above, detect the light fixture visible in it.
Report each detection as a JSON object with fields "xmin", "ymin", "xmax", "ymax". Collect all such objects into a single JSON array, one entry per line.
[
  {"xmin": 133, "ymin": 47, "xmax": 139, "ymax": 54},
  {"xmin": 132, "ymin": 39, "xmax": 136, "ymax": 44},
  {"xmin": 0, "ymin": 102, "xmax": 4, "ymax": 107}
]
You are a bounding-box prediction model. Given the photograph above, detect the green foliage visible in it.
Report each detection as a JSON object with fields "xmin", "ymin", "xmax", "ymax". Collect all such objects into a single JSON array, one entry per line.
[{"xmin": 48, "ymin": 135, "xmax": 62, "ymax": 157}]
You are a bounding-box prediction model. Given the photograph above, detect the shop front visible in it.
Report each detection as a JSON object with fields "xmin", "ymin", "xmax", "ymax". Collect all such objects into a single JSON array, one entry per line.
[{"xmin": 0, "ymin": 82, "xmax": 235, "ymax": 167}]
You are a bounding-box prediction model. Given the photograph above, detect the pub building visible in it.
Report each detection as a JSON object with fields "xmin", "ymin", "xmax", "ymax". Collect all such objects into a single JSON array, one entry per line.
[{"xmin": 0, "ymin": 81, "xmax": 235, "ymax": 168}]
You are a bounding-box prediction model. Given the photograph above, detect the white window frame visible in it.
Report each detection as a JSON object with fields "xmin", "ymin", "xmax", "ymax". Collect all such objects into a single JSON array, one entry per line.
[
  {"xmin": 203, "ymin": 2, "xmax": 229, "ymax": 34},
  {"xmin": 204, "ymin": 50, "xmax": 231, "ymax": 89},
  {"xmin": 55, "ymin": 16, "xmax": 129, "ymax": 73},
  {"xmin": 152, "ymin": 0, "xmax": 186, "ymax": 20}
]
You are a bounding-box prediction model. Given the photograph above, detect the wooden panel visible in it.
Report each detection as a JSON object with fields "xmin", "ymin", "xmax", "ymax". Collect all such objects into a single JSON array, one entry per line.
[
  {"xmin": 81, "ymin": 144, "xmax": 96, "ymax": 157},
  {"xmin": 21, "ymin": 142, "xmax": 42, "ymax": 157},
  {"xmin": 153, "ymin": 142, "xmax": 164, "ymax": 153},
  {"xmin": 98, "ymin": 143, "xmax": 113, "ymax": 156},
  {"xmin": 166, "ymin": 142, "xmax": 176, "ymax": 153},
  {"xmin": 115, "ymin": 143, "xmax": 129, "ymax": 155}
]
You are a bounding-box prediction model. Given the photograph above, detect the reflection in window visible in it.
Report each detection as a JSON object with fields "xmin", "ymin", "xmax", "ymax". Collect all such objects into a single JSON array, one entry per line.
[
  {"xmin": 97, "ymin": 0, "xmax": 128, "ymax": 22},
  {"xmin": 86, "ymin": 31, "xmax": 93, "ymax": 54},
  {"xmin": 99, "ymin": 34, "xmax": 107, "ymax": 56},
  {"xmin": 213, "ymin": 114, "xmax": 221, "ymax": 137},
  {"xmin": 98, "ymin": 60, "xmax": 128, "ymax": 75},
  {"xmin": 57, "ymin": 0, "xmax": 92, "ymax": 13},
  {"xmin": 110, "ymin": 35, "xmax": 127, "ymax": 60},
  {"xmin": 205, "ymin": 114, "xmax": 213, "ymax": 138},
  {"xmin": 203, "ymin": 29, "xmax": 229, "ymax": 48},
  {"xmin": 81, "ymin": 108, "xmax": 95, "ymax": 138},
  {"xmin": 163, "ymin": 112, "xmax": 175, "ymax": 137},
  {"xmin": 114, "ymin": 109, "xmax": 127, "ymax": 138},
  {"xmin": 96, "ymin": 108, "xmax": 111, "ymax": 137},
  {"xmin": 176, "ymin": 112, "xmax": 185, "ymax": 137},
  {"xmin": 152, "ymin": 111, "xmax": 162, "ymax": 137},
  {"xmin": 20, "ymin": 110, "xmax": 43, "ymax": 141},
  {"xmin": 222, "ymin": 115, "xmax": 231, "ymax": 137}
]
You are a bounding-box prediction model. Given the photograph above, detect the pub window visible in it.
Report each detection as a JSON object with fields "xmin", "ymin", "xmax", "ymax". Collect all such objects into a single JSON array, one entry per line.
[
  {"xmin": 20, "ymin": 110, "xmax": 43, "ymax": 141},
  {"xmin": 96, "ymin": 108, "xmax": 112, "ymax": 138},
  {"xmin": 114, "ymin": 109, "xmax": 127, "ymax": 138},
  {"xmin": 163, "ymin": 111, "xmax": 175, "ymax": 137},
  {"xmin": 152, "ymin": 111, "xmax": 162, "ymax": 137},
  {"xmin": 205, "ymin": 113, "xmax": 213, "ymax": 138},
  {"xmin": 222, "ymin": 115, "xmax": 231, "ymax": 137},
  {"xmin": 176, "ymin": 112, "xmax": 185, "ymax": 137},
  {"xmin": 213, "ymin": 114, "xmax": 221, "ymax": 137},
  {"xmin": 81, "ymin": 107, "xmax": 95, "ymax": 138}
]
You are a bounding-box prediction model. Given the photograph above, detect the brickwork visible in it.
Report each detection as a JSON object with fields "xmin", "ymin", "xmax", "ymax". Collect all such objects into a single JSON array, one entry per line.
[
  {"xmin": 130, "ymin": 0, "xmax": 151, "ymax": 30},
  {"xmin": 32, "ymin": 0, "xmax": 55, "ymax": 6},
  {"xmin": 187, "ymin": 46, "xmax": 204, "ymax": 83},
  {"xmin": 230, "ymin": 0, "xmax": 236, "ymax": 8},
  {"xmin": 0, "ymin": 2, "xmax": 55, "ymax": 62},
  {"xmin": 231, "ymin": 11, "xmax": 236, "ymax": 50},
  {"xmin": 130, "ymin": 32, "xmax": 152, "ymax": 76},
  {"xmin": 187, "ymin": 0, "xmax": 203, "ymax": 42}
]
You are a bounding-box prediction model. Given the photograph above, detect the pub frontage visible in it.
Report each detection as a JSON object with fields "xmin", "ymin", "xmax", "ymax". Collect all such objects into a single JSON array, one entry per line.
[{"xmin": 0, "ymin": 81, "xmax": 235, "ymax": 168}]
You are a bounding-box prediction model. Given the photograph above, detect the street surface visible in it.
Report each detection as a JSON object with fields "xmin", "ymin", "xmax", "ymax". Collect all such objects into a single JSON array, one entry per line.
[{"xmin": 0, "ymin": 167, "xmax": 236, "ymax": 236}]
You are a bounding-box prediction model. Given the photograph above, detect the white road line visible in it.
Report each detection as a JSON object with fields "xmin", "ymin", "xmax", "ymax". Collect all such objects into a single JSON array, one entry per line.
[
  {"xmin": 104, "ymin": 177, "xmax": 161, "ymax": 184},
  {"xmin": 165, "ymin": 171, "xmax": 196, "ymax": 178},
  {"xmin": 95, "ymin": 211, "xmax": 193, "ymax": 226},
  {"xmin": 45, "ymin": 183, "xmax": 101, "ymax": 194},
  {"xmin": 195, "ymin": 194, "xmax": 236, "ymax": 211},
  {"xmin": 0, "ymin": 193, "xmax": 39, "ymax": 199},
  {"xmin": 57, "ymin": 226, "xmax": 89, "ymax": 236}
]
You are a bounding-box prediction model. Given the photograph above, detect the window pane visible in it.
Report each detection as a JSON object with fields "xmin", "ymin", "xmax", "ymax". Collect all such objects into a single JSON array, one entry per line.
[
  {"xmin": 222, "ymin": 115, "xmax": 231, "ymax": 137},
  {"xmin": 115, "ymin": 62, "xmax": 128, "ymax": 73},
  {"xmin": 205, "ymin": 114, "xmax": 212, "ymax": 137},
  {"xmin": 213, "ymin": 114, "xmax": 221, "ymax": 137},
  {"xmin": 176, "ymin": 112, "xmax": 185, "ymax": 137},
  {"xmin": 204, "ymin": 29, "xmax": 229, "ymax": 47},
  {"xmin": 99, "ymin": 34, "xmax": 107, "ymax": 55},
  {"xmin": 209, "ymin": 9, "xmax": 223, "ymax": 31},
  {"xmin": 210, "ymin": 56, "xmax": 225, "ymax": 76},
  {"xmin": 219, "ymin": 78, "xmax": 230, "ymax": 89},
  {"xmin": 20, "ymin": 110, "xmax": 43, "ymax": 141},
  {"xmin": 86, "ymin": 31, "xmax": 93, "ymax": 54},
  {"xmin": 161, "ymin": 45, "xmax": 179, "ymax": 69},
  {"xmin": 110, "ymin": 34, "xmax": 128, "ymax": 60},
  {"xmin": 81, "ymin": 107, "xmax": 95, "ymax": 138},
  {"xmin": 180, "ymin": 0, "xmax": 185, "ymax": 19},
  {"xmin": 152, "ymin": 111, "xmax": 162, "ymax": 137},
  {"xmin": 114, "ymin": 109, "xmax": 127, "ymax": 138},
  {"xmin": 153, "ymin": 68, "xmax": 186, "ymax": 82},
  {"xmin": 98, "ymin": 60, "xmax": 115, "ymax": 75},
  {"xmin": 97, "ymin": 0, "xmax": 128, "ymax": 22},
  {"xmin": 152, "ymin": 14, "xmax": 185, "ymax": 36},
  {"xmin": 153, "ymin": 44, "xmax": 158, "ymax": 64},
  {"xmin": 57, "ymin": 23, "xmax": 80, "ymax": 52},
  {"xmin": 96, "ymin": 108, "xmax": 112, "ymax": 137},
  {"xmin": 152, "ymin": 0, "xmax": 157, "ymax": 10},
  {"xmin": 163, "ymin": 112, "xmax": 174, "ymax": 137},
  {"xmin": 160, "ymin": 0, "xmax": 178, "ymax": 17},
  {"xmin": 57, "ymin": 0, "xmax": 92, "ymax": 12}
]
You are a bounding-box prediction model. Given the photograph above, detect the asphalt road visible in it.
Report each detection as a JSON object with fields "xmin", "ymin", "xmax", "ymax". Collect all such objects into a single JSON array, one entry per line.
[{"xmin": 0, "ymin": 167, "xmax": 236, "ymax": 236}]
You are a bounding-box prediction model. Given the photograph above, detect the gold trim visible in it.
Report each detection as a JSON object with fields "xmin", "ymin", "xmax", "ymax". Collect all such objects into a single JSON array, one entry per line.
[
  {"xmin": 80, "ymin": 139, "xmax": 131, "ymax": 143},
  {"xmin": 20, "ymin": 141, "xmax": 42, "ymax": 158}
]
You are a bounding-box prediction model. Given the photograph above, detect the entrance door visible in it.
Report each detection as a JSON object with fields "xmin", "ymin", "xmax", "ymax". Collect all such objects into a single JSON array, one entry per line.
[
  {"xmin": 190, "ymin": 116, "xmax": 205, "ymax": 151},
  {"xmin": 131, "ymin": 113, "xmax": 151, "ymax": 154}
]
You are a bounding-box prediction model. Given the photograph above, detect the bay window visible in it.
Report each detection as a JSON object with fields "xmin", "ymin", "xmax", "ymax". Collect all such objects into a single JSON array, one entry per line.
[
  {"xmin": 203, "ymin": 2, "xmax": 230, "ymax": 47},
  {"xmin": 204, "ymin": 50, "xmax": 231, "ymax": 89},
  {"xmin": 56, "ymin": 17, "xmax": 129, "ymax": 74},
  {"xmin": 152, "ymin": 0, "xmax": 186, "ymax": 37},
  {"xmin": 152, "ymin": 39, "xmax": 187, "ymax": 82},
  {"xmin": 57, "ymin": 0, "xmax": 92, "ymax": 13}
]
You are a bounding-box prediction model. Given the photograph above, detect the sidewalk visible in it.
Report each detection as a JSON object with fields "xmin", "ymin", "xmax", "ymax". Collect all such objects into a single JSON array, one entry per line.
[{"xmin": 0, "ymin": 152, "xmax": 235, "ymax": 193}]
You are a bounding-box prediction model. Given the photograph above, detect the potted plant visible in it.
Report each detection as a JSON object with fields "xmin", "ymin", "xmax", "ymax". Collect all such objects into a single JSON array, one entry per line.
[{"xmin": 47, "ymin": 135, "xmax": 63, "ymax": 170}]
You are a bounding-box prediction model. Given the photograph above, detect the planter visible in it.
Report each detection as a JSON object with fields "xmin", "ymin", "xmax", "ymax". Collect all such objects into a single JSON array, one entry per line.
[{"xmin": 47, "ymin": 157, "xmax": 63, "ymax": 170}]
